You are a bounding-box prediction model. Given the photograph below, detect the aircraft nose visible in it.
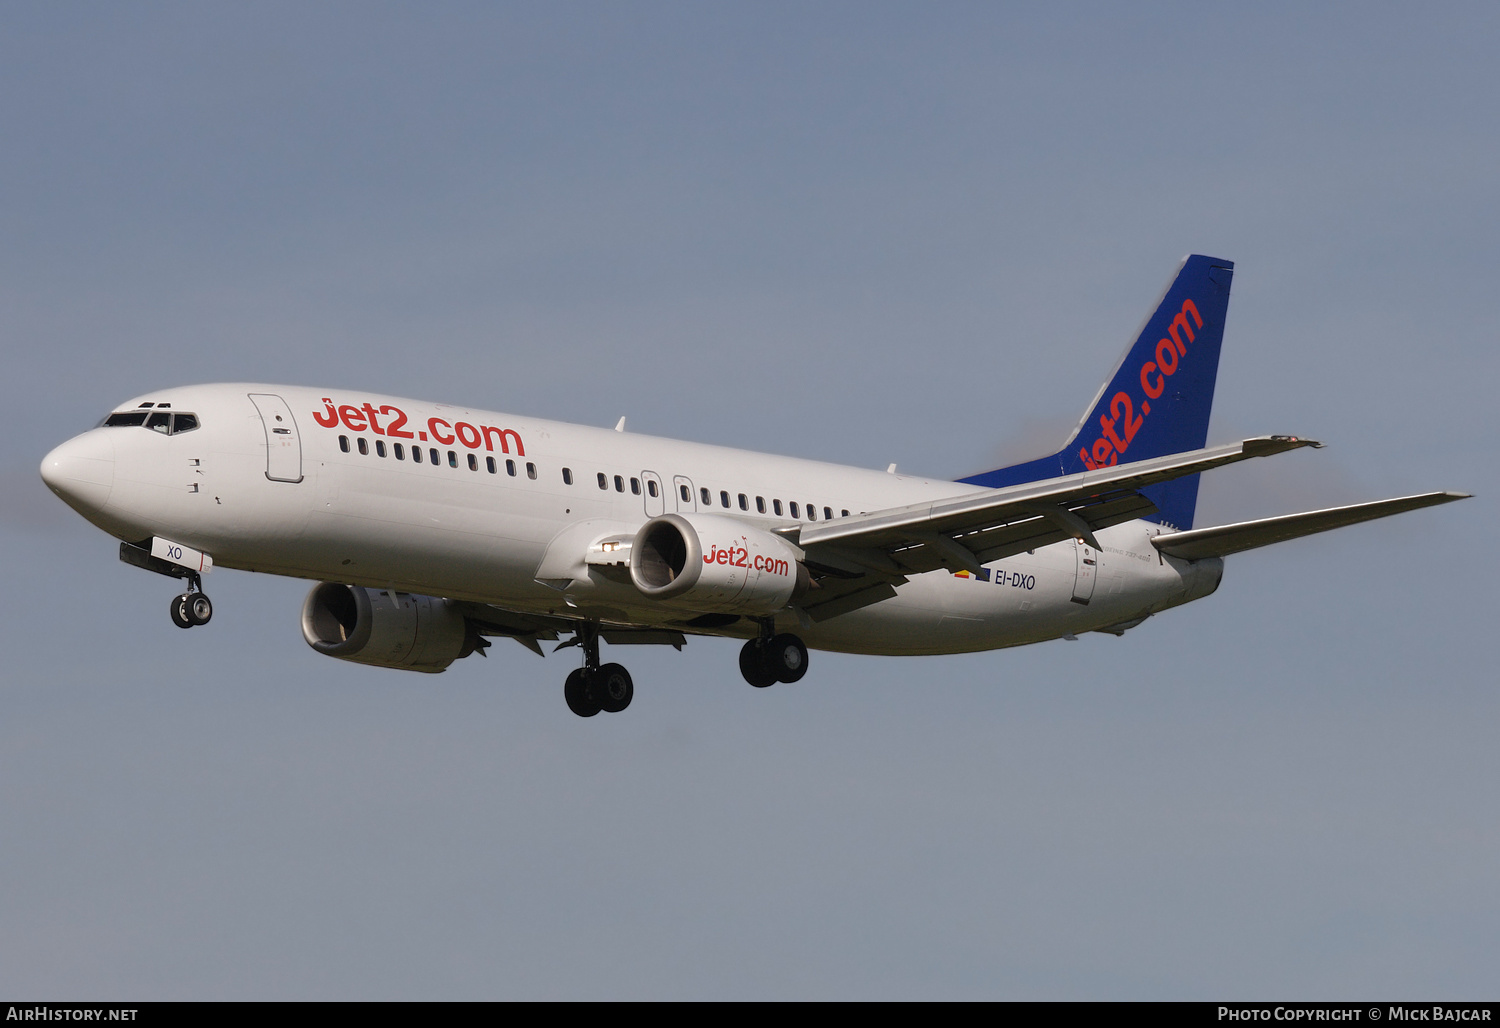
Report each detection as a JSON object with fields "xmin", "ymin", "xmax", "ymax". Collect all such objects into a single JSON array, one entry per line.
[{"xmin": 40, "ymin": 431, "xmax": 115, "ymax": 516}]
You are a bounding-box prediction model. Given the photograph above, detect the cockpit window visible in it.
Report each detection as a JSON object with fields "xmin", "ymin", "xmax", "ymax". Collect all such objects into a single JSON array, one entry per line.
[
  {"xmin": 101, "ymin": 410, "xmax": 200, "ymax": 434},
  {"xmin": 103, "ymin": 411, "xmax": 149, "ymax": 427}
]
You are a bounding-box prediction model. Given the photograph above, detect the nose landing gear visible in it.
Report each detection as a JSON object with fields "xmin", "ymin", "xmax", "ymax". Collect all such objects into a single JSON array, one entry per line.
[
  {"xmin": 168, "ymin": 572, "xmax": 213, "ymax": 629},
  {"xmin": 561, "ymin": 624, "xmax": 634, "ymax": 717}
]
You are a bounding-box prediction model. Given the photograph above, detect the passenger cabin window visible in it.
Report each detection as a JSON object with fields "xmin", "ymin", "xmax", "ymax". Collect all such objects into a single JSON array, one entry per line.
[
  {"xmin": 647, "ymin": 479, "xmax": 658, "ymax": 498},
  {"xmin": 429, "ymin": 448, "xmax": 440, "ymax": 464},
  {"xmin": 467, "ymin": 453, "xmax": 478, "ymax": 471},
  {"xmin": 738, "ymin": 493, "xmax": 748, "ymax": 511},
  {"xmin": 339, "ymin": 436, "xmax": 350, "ymax": 453},
  {"xmin": 412, "ymin": 446, "xmax": 423, "ymax": 463},
  {"xmin": 562, "ymin": 468, "xmax": 573, "ymax": 485},
  {"xmin": 487, "ymin": 456, "xmax": 496, "ymax": 473},
  {"xmin": 841, "ymin": 509, "xmax": 850, "ymax": 517},
  {"xmin": 807, "ymin": 505, "xmax": 817, "ymax": 521},
  {"xmin": 756, "ymin": 497, "xmax": 766, "ymax": 513},
  {"xmin": 447, "ymin": 450, "xmax": 457, "ymax": 468},
  {"xmin": 507, "ymin": 459, "xmax": 517, "ymax": 477},
  {"xmin": 394, "ymin": 443, "xmax": 405, "ymax": 460},
  {"xmin": 701, "ymin": 487, "xmax": 711, "ymax": 505},
  {"xmin": 357, "ymin": 438, "xmax": 369, "ymax": 455},
  {"xmin": 773, "ymin": 499, "xmax": 783, "ymax": 516},
  {"xmin": 598, "ymin": 472, "xmax": 609, "ymax": 490},
  {"xmin": 824, "ymin": 507, "xmax": 833, "ymax": 521},
  {"xmin": 720, "ymin": 490, "xmax": 730, "ymax": 508},
  {"xmin": 376, "ymin": 440, "xmax": 386, "ymax": 457},
  {"xmin": 630, "ymin": 477, "xmax": 640, "ymax": 495},
  {"xmin": 527, "ymin": 462, "xmax": 537, "ymax": 480},
  {"xmin": 680, "ymin": 484, "xmax": 691, "ymax": 503},
  {"xmin": 789, "ymin": 502, "xmax": 800, "ymax": 518},
  {"xmin": 614, "ymin": 475, "xmax": 624, "ymax": 492}
]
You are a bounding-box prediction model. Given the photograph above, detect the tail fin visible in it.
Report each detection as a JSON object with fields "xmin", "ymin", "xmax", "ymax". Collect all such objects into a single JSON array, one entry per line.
[{"xmin": 959, "ymin": 254, "xmax": 1235, "ymax": 530}]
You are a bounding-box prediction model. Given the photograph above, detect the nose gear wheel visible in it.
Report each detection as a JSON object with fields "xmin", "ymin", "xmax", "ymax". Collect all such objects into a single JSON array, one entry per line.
[{"xmin": 170, "ymin": 590, "xmax": 213, "ymax": 629}]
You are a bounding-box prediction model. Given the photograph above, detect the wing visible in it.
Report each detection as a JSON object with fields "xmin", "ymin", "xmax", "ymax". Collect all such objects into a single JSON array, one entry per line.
[
  {"xmin": 786, "ymin": 435, "xmax": 1321, "ymax": 621},
  {"xmin": 1149, "ymin": 491, "xmax": 1469, "ymax": 561}
]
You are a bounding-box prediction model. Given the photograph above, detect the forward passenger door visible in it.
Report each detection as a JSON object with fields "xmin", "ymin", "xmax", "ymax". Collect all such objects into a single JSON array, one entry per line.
[{"xmin": 247, "ymin": 393, "xmax": 303, "ymax": 484}]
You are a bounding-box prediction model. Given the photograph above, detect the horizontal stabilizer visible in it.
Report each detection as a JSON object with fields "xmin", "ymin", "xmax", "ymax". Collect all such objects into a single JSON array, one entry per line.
[{"xmin": 1150, "ymin": 491, "xmax": 1469, "ymax": 561}]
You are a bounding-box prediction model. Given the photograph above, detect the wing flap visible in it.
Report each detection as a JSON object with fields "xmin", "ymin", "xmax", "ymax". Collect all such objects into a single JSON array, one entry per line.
[
  {"xmin": 804, "ymin": 581, "xmax": 901, "ymax": 623},
  {"xmin": 966, "ymin": 491, "xmax": 1160, "ymax": 565},
  {"xmin": 1150, "ymin": 491, "xmax": 1469, "ymax": 561}
]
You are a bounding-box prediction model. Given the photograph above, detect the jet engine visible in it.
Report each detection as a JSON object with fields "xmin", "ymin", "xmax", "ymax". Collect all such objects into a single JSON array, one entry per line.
[
  {"xmin": 300, "ymin": 583, "xmax": 479, "ymax": 673},
  {"xmin": 630, "ymin": 513, "xmax": 810, "ymax": 615}
]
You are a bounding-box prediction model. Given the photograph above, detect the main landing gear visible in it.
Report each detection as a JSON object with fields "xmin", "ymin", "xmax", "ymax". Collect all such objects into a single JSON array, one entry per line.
[
  {"xmin": 559, "ymin": 623, "xmax": 810, "ymax": 715},
  {"xmin": 168, "ymin": 572, "xmax": 213, "ymax": 629},
  {"xmin": 739, "ymin": 629, "xmax": 808, "ymax": 688},
  {"xmin": 562, "ymin": 624, "xmax": 634, "ymax": 718}
]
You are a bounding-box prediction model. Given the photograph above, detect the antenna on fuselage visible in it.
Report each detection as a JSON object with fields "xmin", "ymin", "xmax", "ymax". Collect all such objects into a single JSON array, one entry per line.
[{"xmin": 615, "ymin": 417, "xmax": 626, "ymax": 432}]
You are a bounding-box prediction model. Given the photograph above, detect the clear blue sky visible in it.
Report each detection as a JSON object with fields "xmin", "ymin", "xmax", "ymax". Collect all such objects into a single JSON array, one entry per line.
[{"xmin": 1, "ymin": 2, "xmax": 1494, "ymax": 998}]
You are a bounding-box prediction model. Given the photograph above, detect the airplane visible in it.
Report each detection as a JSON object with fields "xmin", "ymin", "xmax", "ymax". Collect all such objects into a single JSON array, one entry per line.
[{"xmin": 39, "ymin": 255, "xmax": 1467, "ymax": 717}]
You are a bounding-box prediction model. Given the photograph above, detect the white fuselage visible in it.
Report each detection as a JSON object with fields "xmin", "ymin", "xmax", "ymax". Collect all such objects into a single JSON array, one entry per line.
[{"xmin": 43, "ymin": 384, "xmax": 1224, "ymax": 655}]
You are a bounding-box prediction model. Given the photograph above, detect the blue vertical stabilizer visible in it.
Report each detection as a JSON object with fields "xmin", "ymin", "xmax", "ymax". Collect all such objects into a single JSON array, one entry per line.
[{"xmin": 958, "ymin": 254, "xmax": 1234, "ymax": 530}]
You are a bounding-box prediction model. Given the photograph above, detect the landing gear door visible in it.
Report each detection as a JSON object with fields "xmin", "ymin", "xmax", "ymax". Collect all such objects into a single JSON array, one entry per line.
[
  {"xmin": 1072, "ymin": 541, "xmax": 1098, "ymax": 605},
  {"xmin": 641, "ymin": 471, "xmax": 665, "ymax": 518},
  {"xmin": 672, "ymin": 475, "xmax": 696, "ymax": 512},
  {"xmin": 248, "ymin": 393, "xmax": 304, "ymax": 483}
]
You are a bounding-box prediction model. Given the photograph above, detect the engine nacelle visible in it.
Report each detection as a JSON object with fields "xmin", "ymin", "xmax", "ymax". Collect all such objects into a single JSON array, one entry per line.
[
  {"xmin": 630, "ymin": 513, "xmax": 809, "ymax": 615},
  {"xmin": 301, "ymin": 583, "xmax": 473, "ymax": 673}
]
